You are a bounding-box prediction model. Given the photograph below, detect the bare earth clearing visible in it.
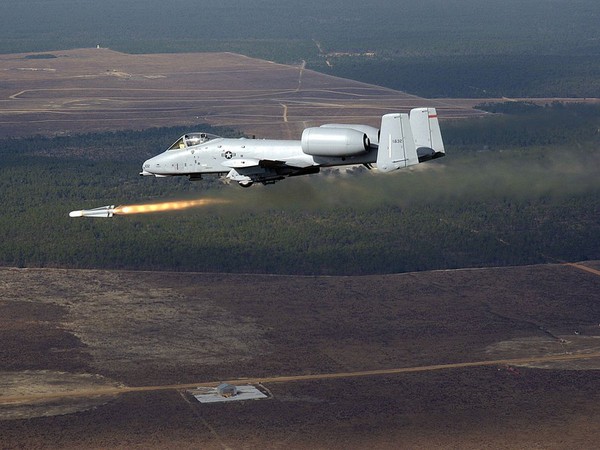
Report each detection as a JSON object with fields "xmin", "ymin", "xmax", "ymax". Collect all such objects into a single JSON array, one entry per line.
[
  {"xmin": 0, "ymin": 48, "xmax": 489, "ymax": 139},
  {"xmin": 2, "ymin": 48, "xmax": 600, "ymax": 448},
  {"xmin": 0, "ymin": 263, "xmax": 599, "ymax": 448}
]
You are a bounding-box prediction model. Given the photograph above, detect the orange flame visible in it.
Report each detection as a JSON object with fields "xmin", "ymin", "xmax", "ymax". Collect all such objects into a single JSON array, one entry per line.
[{"xmin": 113, "ymin": 198, "xmax": 230, "ymax": 215}]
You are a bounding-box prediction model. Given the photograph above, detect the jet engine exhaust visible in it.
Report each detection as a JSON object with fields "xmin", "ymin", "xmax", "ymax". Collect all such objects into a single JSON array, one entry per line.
[{"xmin": 69, "ymin": 198, "xmax": 229, "ymax": 218}]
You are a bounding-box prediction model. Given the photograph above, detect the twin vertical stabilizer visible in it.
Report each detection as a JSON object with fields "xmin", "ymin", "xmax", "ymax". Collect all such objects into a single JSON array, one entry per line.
[
  {"xmin": 376, "ymin": 107, "xmax": 445, "ymax": 172},
  {"xmin": 410, "ymin": 107, "xmax": 445, "ymax": 162}
]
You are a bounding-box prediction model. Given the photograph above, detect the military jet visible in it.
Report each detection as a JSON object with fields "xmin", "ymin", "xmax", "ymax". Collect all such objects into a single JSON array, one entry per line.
[{"xmin": 140, "ymin": 107, "xmax": 445, "ymax": 187}]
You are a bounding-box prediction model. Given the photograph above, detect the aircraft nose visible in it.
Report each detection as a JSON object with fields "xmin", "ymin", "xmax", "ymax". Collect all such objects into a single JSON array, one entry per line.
[
  {"xmin": 141, "ymin": 151, "xmax": 178, "ymax": 176},
  {"xmin": 140, "ymin": 157, "xmax": 154, "ymax": 176},
  {"xmin": 140, "ymin": 164, "xmax": 152, "ymax": 176},
  {"xmin": 140, "ymin": 154, "xmax": 163, "ymax": 176}
]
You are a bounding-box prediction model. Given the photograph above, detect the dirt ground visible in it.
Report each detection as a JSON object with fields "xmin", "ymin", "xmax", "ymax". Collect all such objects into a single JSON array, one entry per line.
[
  {"xmin": 3, "ymin": 48, "xmax": 600, "ymax": 448},
  {"xmin": 0, "ymin": 48, "xmax": 486, "ymax": 139},
  {"xmin": 0, "ymin": 262, "xmax": 599, "ymax": 448}
]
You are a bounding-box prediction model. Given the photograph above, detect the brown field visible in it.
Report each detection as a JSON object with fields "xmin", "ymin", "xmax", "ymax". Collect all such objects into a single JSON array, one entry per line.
[
  {"xmin": 0, "ymin": 48, "xmax": 489, "ymax": 140},
  {"xmin": 2, "ymin": 49, "xmax": 598, "ymax": 142},
  {"xmin": 2, "ymin": 48, "xmax": 600, "ymax": 448},
  {"xmin": 1, "ymin": 262, "xmax": 599, "ymax": 448}
]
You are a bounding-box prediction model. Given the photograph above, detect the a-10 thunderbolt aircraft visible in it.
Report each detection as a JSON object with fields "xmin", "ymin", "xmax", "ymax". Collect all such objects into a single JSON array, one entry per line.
[{"xmin": 140, "ymin": 107, "xmax": 445, "ymax": 187}]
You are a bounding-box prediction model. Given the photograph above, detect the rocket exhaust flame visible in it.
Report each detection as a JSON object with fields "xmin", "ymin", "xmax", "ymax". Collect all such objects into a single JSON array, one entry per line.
[
  {"xmin": 114, "ymin": 198, "xmax": 230, "ymax": 215},
  {"xmin": 69, "ymin": 198, "xmax": 229, "ymax": 218}
]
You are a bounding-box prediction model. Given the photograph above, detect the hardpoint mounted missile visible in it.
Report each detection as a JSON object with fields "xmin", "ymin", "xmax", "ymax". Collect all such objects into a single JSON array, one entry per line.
[
  {"xmin": 68, "ymin": 198, "xmax": 230, "ymax": 218},
  {"xmin": 69, "ymin": 205, "xmax": 116, "ymax": 218}
]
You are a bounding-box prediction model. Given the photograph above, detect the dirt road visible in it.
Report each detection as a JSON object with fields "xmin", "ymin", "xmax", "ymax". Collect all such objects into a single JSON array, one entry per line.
[{"xmin": 3, "ymin": 351, "xmax": 599, "ymax": 406}]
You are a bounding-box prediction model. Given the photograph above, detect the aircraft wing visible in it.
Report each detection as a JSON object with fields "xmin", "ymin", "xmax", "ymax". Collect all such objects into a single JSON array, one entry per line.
[
  {"xmin": 264, "ymin": 157, "xmax": 313, "ymax": 168},
  {"xmin": 224, "ymin": 157, "xmax": 318, "ymax": 186},
  {"xmin": 223, "ymin": 158, "xmax": 313, "ymax": 169},
  {"xmin": 222, "ymin": 158, "xmax": 261, "ymax": 169}
]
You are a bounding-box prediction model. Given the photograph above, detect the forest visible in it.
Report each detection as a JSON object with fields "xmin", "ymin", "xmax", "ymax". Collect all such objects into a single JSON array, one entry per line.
[
  {"xmin": 319, "ymin": 54, "xmax": 600, "ymax": 98},
  {"xmin": 0, "ymin": 103, "xmax": 598, "ymax": 275}
]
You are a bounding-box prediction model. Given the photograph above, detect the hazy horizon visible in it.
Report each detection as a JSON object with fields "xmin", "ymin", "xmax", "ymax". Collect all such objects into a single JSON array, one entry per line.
[{"xmin": 1, "ymin": 0, "xmax": 598, "ymax": 55}]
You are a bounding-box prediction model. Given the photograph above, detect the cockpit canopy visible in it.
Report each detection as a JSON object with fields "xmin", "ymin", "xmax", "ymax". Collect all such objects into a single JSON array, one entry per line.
[{"xmin": 167, "ymin": 132, "xmax": 220, "ymax": 151}]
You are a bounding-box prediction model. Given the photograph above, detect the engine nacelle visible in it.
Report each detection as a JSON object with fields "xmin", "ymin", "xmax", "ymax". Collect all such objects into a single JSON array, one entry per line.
[
  {"xmin": 320, "ymin": 124, "xmax": 380, "ymax": 146},
  {"xmin": 301, "ymin": 127, "xmax": 370, "ymax": 157}
]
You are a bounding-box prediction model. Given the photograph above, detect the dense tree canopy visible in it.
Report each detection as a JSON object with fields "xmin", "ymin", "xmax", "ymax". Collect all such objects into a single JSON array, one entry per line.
[{"xmin": 1, "ymin": 104, "xmax": 598, "ymax": 274}]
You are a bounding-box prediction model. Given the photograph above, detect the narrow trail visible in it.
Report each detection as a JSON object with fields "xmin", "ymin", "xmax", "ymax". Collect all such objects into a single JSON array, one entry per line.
[
  {"xmin": 3, "ymin": 352, "xmax": 600, "ymax": 406},
  {"xmin": 565, "ymin": 262, "xmax": 600, "ymax": 277}
]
